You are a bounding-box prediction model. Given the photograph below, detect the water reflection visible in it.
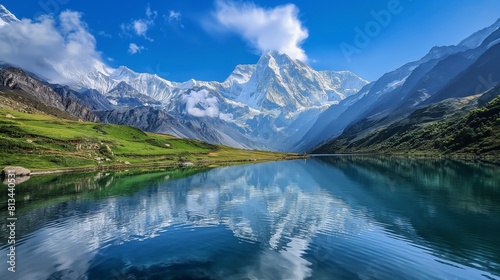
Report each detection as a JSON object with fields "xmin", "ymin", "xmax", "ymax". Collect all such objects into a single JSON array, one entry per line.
[
  {"xmin": 0, "ymin": 157, "xmax": 499, "ymax": 280},
  {"xmin": 313, "ymin": 156, "xmax": 500, "ymax": 278}
]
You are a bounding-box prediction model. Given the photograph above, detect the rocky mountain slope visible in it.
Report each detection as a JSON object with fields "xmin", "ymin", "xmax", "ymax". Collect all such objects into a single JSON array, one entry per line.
[
  {"xmin": 0, "ymin": 67, "xmax": 98, "ymax": 122},
  {"xmin": 307, "ymin": 19, "xmax": 500, "ymax": 154}
]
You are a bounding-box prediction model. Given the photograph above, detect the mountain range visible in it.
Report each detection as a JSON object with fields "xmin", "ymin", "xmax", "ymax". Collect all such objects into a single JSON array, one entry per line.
[
  {"xmin": 75, "ymin": 51, "xmax": 368, "ymax": 151},
  {"xmin": 298, "ymin": 18, "xmax": 500, "ymax": 153},
  {"xmin": 0, "ymin": 4, "xmax": 499, "ymax": 155}
]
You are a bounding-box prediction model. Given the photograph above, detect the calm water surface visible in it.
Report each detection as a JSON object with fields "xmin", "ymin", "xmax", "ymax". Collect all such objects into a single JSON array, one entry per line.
[{"xmin": 1, "ymin": 156, "xmax": 500, "ymax": 280}]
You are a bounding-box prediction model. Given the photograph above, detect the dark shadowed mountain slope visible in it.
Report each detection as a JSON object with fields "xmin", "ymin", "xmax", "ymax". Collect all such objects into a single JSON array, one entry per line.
[{"xmin": 314, "ymin": 85, "xmax": 500, "ymax": 155}]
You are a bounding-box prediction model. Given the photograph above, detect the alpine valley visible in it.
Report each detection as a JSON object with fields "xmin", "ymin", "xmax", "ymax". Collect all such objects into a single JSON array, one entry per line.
[{"xmin": 0, "ymin": 4, "xmax": 499, "ymax": 156}]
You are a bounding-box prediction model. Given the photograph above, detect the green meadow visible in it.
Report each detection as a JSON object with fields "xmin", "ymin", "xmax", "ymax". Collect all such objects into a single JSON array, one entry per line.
[{"xmin": 0, "ymin": 109, "xmax": 303, "ymax": 172}]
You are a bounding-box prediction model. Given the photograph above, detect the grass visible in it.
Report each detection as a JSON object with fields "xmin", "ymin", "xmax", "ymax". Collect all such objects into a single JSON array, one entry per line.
[
  {"xmin": 0, "ymin": 109, "xmax": 304, "ymax": 172},
  {"xmin": 315, "ymin": 96, "xmax": 500, "ymax": 157}
]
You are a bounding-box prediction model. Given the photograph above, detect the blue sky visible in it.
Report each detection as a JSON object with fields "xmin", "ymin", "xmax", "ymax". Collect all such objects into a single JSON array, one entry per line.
[{"xmin": 2, "ymin": 0, "xmax": 500, "ymax": 82}]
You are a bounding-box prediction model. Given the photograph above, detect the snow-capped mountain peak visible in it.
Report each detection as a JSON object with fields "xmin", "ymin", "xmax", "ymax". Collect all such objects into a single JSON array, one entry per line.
[
  {"xmin": 256, "ymin": 51, "xmax": 303, "ymax": 74},
  {"xmin": 0, "ymin": 5, "xmax": 19, "ymax": 27},
  {"xmin": 227, "ymin": 50, "xmax": 367, "ymax": 110}
]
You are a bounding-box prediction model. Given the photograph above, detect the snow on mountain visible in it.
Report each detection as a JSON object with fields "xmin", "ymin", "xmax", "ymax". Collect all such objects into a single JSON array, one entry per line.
[
  {"xmin": 459, "ymin": 18, "xmax": 500, "ymax": 49},
  {"xmin": 319, "ymin": 70, "xmax": 369, "ymax": 98},
  {"xmin": 218, "ymin": 51, "xmax": 368, "ymax": 149},
  {"xmin": 223, "ymin": 64, "xmax": 256, "ymax": 86},
  {"xmin": 216, "ymin": 52, "xmax": 368, "ymax": 137},
  {"xmin": 488, "ymin": 38, "xmax": 500, "ymax": 49},
  {"xmin": 0, "ymin": 4, "xmax": 19, "ymax": 27},
  {"xmin": 106, "ymin": 81, "xmax": 161, "ymax": 107},
  {"xmin": 224, "ymin": 51, "xmax": 352, "ymax": 110}
]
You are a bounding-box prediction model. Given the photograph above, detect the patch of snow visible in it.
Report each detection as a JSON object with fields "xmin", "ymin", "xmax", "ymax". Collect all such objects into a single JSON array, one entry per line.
[{"xmin": 488, "ymin": 38, "xmax": 500, "ymax": 49}]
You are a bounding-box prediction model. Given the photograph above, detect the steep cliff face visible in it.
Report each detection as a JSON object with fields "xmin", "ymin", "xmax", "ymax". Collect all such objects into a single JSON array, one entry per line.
[
  {"xmin": 0, "ymin": 67, "xmax": 98, "ymax": 122},
  {"xmin": 52, "ymin": 86, "xmax": 114, "ymax": 111},
  {"xmin": 50, "ymin": 86, "xmax": 100, "ymax": 122}
]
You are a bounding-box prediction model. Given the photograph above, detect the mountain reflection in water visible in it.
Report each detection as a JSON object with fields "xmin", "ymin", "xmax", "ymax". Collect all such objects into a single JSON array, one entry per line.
[{"xmin": 1, "ymin": 157, "xmax": 499, "ymax": 280}]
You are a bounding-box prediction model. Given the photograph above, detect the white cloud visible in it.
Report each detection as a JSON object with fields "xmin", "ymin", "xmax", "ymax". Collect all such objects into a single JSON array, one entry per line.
[
  {"xmin": 183, "ymin": 89, "xmax": 220, "ymax": 118},
  {"xmin": 219, "ymin": 112, "xmax": 234, "ymax": 121},
  {"xmin": 212, "ymin": 0, "xmax": 309, "ymax": 61},
  {"xmin": 121, "ymin": 4, "xmax": 157, "ymax": 40},
  {"xmin": 182, "ymin": 89, "xmax": 232, "ymax": 121},
  {"xmin": 133, "ymin": 20, "xmax": 148, "ymax": 36},
  {"xmin": 98, "ymin": 30, "xmax": 112, "ymax": 38},
  {"xmin": 0, "ymin": 11, "xmax": 103, "ymax": 85},
  {"xmin": 146, "ymin": 5, "xmax": 156, "ymax": 19},
  {"xmin": 128, "ymin": 43, "xmax": 145, "ymax": 54},
  {"xmin": 164, "ymin": 10, "xmax": 184, "ymax": 29},
  {"xmin": 168, "ymin": 10, "xmax": 181, "ymax": 22}
]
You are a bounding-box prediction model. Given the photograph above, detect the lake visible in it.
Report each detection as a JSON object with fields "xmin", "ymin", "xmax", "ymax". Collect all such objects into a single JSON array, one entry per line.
[{"xmin": 1, "ymin": 156, "xmax": 500, "ymax": 280}]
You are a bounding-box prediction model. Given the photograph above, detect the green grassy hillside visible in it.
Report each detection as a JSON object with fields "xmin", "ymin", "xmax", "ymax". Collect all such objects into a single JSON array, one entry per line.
[
  {"xmin": 0, "ymin": 108, "xmax": 302, "ymax": 172},
  {"xmin": 315, "ymin": 96, "xmax": 500, "ymax": 157}
]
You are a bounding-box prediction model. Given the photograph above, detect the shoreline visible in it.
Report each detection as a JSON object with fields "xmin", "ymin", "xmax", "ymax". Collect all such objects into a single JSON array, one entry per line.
[
  {"xmin": 5, "ymin": 152, "xmax": 499, "ymax": 178},
  {"xmin": 16, "ymin": 154, "xmax": 309, "ymax": 177},
  {"xmin": 310, "ymin": 152, "xmax": 499, "ymax": 162}
]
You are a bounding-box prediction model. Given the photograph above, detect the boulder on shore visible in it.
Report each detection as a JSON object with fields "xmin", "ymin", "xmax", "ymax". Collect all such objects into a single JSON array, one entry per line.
[{"xmin": 2, "ymin": 166, "xmax": 31, "ymax": 177}]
